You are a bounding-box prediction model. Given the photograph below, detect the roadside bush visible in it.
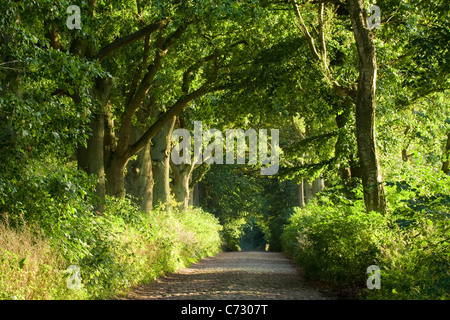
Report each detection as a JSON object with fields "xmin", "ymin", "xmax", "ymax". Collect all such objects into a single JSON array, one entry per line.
[
  {"xmin": 281, "ymin": 174, "xmax": 450, "ymax": 299},
  {"xmin": 0, "ymin": 198, "xmax": 222, "ymax": 300},
  {"xmin": 220, "ymin": 217, "xmax": 247, "ymax": 251},
  {"xmin": 177, "ymin": 207, "xmax": 223, "ymax": 260},
  {"xmin": 282, "ymin": 197, "xmax": 389, "ymax": 288},
  {"xmin": 61, "ymin": 199, "xmax": 223, "ymax": 299},
  {"xmin": 266, "ymin": 207, "xmax": 295, "ymax": 251},
  {"xmin": 367, "ymin": 169, "xmax": 450, "ymax": 300},
  {"xmin": 0, "ymin": 159, "xmax": 222, "ymax": 299},
  {"xmin": 368, "ymin": 214, "xmax": 449, "ymax": 299}
]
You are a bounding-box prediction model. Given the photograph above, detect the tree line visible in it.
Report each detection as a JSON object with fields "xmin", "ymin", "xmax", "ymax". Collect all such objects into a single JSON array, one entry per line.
[{"xmin": 1, "ymin": 0, "xmax": 449, "ymax": 220}]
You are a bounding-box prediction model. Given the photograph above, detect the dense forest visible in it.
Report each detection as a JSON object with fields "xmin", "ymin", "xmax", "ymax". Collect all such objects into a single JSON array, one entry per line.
[{"xmin": 0, "ymin": 0, "xmax": 449, "ymax": 300}]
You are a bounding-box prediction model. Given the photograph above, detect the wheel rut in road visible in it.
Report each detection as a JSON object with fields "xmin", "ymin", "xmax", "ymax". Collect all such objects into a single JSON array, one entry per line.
[{"xmin": 123, "ymin": 251, "xmax": 331, "ymax": 300}]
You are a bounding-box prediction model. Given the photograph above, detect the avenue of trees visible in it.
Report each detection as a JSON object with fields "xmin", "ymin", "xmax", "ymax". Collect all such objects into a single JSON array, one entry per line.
[{"xmin": 1, "ymin": 0, "xmax": 448, "ymax": 299}]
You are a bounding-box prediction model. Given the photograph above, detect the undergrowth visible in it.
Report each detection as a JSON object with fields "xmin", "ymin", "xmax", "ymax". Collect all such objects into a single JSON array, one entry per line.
[
  {"xmin": 281, "ymin": 170, "xmax": 450, "ymax": 300},
  {"xmin": 0, "ymin": 200, "xmax": 222, "ymax": 299},
  {"xmin": 0, "ymin": 160, "xmax": 222, "ymax": 299}
]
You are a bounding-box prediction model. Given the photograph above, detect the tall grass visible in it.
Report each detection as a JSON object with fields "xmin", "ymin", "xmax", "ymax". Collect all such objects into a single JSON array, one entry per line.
[
  {"xmin": 0, "ymin": 216, "xmax": 69, "ymax": 299},
  {"xmin": 0, "ymin": 201, "xmax": 222, "ymax": 300},
  {"xmin": 0, "ymin": 160, "xmax": 222, "ymax": 300}
]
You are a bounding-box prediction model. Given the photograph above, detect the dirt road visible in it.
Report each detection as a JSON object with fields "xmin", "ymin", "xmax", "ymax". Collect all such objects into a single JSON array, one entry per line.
[{"xmin": 123, "ymin": 251, "xmax": 331, "ymax": 300}]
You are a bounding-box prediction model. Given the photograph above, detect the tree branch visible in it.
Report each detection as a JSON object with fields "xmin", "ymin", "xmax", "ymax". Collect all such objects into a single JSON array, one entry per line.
[
  {"xmin": 125, "ymin": 54, "xmax": 219, "ymax": 159},
  {"xmin": 291, "ymin": 115, "xmax": 305, "ymax": 139},
  {"xmin": 182, "ymin": 53, "xmax": 217, "ymax": 94},
  {"xmin": 291, "ymin": 0, "xmax": 356, "ymax": 99},
  {"xmin": 51, "ymin": 89, "xmax": 81, "ymax": 104},
  {"xmin": 116, "ymin": 23, "xmax": 189, "ymax": 155},
  {"xmin": 278, "ymin": 157, "xmax": 335, "ymax": 177},
  {"xmin": 318, "ymin": 3, "xmax": 328, "ymax": 66},
  {"xmin": 442, "ymin": 132, "xmax": 450, "ymax": 175},
  {"xmin": 190, "ymin": 163, "xmax": 210, "ymax": 188},
  {"xmin": 291, "ymin": 0, "xmax": 321, "ymax": 62},
  {"xmin": 124, "ymin": 32, "xmax": 152, "ymax": 107},
  {"xmin": 93, "ymin": 19, "xmax": 169, "ymax": 63},
  {"xmin": 412, "ymin": 87, "xmax": 450, "ymax": 103}
]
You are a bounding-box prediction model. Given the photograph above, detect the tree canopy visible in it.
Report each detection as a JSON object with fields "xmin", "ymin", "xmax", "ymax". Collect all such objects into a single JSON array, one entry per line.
[{"xmin": 1, "ymin": 0, "xmax": 449, "ymax": 300}]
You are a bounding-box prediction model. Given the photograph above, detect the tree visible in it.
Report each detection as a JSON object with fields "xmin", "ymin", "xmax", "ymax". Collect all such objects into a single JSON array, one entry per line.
[
  {"xmin": 347, "ymin": 0, "xmax": 386, "ymax": 212},
  {"xmin": 115, "ymin": 1, "xmax": 278, "ymax": 211},
  {"xmin": 33, "ymin": 0, "xmax": 263, "ymax": 212},
  {"xmin": 288, "ymin": 0, "xmax": 386, "ymax": 212},
  {"xmin": 0, "ymin": 0, "xmax": 99, "ymax": 174},
  {"xmin": 98, "ymin": 0, "xmax": 270, "ymax": 211}
]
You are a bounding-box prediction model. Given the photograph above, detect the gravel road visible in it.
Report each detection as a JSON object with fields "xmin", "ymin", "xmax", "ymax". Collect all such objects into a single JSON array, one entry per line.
[{"xmin": 123, "ymin": 251, "xmax": 331, "ymax": 300}]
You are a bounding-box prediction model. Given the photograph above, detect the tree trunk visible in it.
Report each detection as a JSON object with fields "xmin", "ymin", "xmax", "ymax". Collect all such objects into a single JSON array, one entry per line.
[
  {"xmin": 105, "ymin": 156, "xmax": 127, "ymax": 198},
  {"xmin": 442, "ymin": 132, "xmax": 450, "ymax": 175},
  {"xmin": 298, "ymin": 179, "xmax": 305, "ymax": 207},
  {"xmin": 348, "ymin": 0, "xmax": 386, "ymax": 213},
  {"xmin": 171, "ymin": 163, "xmax": 191, "ymax": 211},
  {"xmin": 151, "ymin": 116, "xmax": 176, "ymax": 208},
  {"xmin": 334, "ymin": 104, "xmax": 360, "ymax": 195},
  {"xmin": 86, "ymin": 112, "xmax": 106, "ymax": 212},
  {"xmin": 304, "ymin": 181, "xmax": 313, "ymax": 203},
  {"xmin": 77, "ymin": 77, "xmax": 112, "ymax": 212},
  {"xmin": 312, "ymin": 176, "xmax": 324, "ymax": 195},
  {"xmin": 191, "ymin": 183, "xmax": 200, "ymax": 207},
  {"xmin": 104, "ymin": 105, "xmax": 129, "ymax": 199},
  {"xmin": 124, "ymin": 125, "xmax": 154, "ymax": 213}
]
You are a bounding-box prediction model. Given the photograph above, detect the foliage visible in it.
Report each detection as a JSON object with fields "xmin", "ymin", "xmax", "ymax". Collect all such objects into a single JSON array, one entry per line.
[
  {"xmin": 1, "ymin": 0, "xmax": 449, "ymax": 301},
  {"xmin": 0, "ymin": 216, "xmax": 75, "ymax": 300},
  {"xmin": 73, "ymin": 198, "xmax": 222, "ymax": 299},
  {"xmin": 282, "ymin": 169, "xmax": 450, "ymax": 299},
  {"xmin": 220, "ymin": 216, "xmax": 247, "ymax": 251},
  {"xmin": 257, "ymin": 178, "xmax": 300, "ymax": 251},
  {"xmin": 239, "ymin": 217, "xmax": 267, "ymax": 251},
  {"xmin": 0, "ymin": 157, "xmax": 222, "ymax": 299},
  {"xmin": 282, "ymin": 196, "xmax": 385, "ymax": 288},
  {"xmin": 200, "ymin": 164, "xmax": 267, "ymax": 250}
]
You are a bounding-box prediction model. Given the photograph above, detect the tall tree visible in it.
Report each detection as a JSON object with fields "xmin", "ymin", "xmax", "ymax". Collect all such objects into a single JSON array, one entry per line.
[
  {"xmin": 288, "ymin": 0, "xmax": 386, "ymax": 212},
  {"xmin": 347, "ymin": 0, "xmax": 386, "ymax": 212}
]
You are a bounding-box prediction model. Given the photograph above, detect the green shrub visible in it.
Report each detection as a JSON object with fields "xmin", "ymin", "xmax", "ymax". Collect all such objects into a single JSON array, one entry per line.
[
  {"xmin": 0, "ymin": 216, "xmax": 86, "ymax": 300},
  {"xmin": 281, "ymin": 180, "xmax": 450, "ymax": 300},
  {"xmin": 220, "ymin": 217, "xmax": 247, "ymax": 251},
  {"xmin": 1, "ymin": 158, "xmax": 223, "ymax": 299},
  {"xmin": 282, "ymin": 197, "xmax": 389, "ymax": 288},
  {"xmin": 373, "ymin": 168, "xmax": 450, "ymax": 299},
  {"xmin": 68, "ymin": 199, "xmax": 223, "ymax": 299},
  {"xmin": 368, "ymin": 215, "xmax": 449, "ymax": 300}
]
